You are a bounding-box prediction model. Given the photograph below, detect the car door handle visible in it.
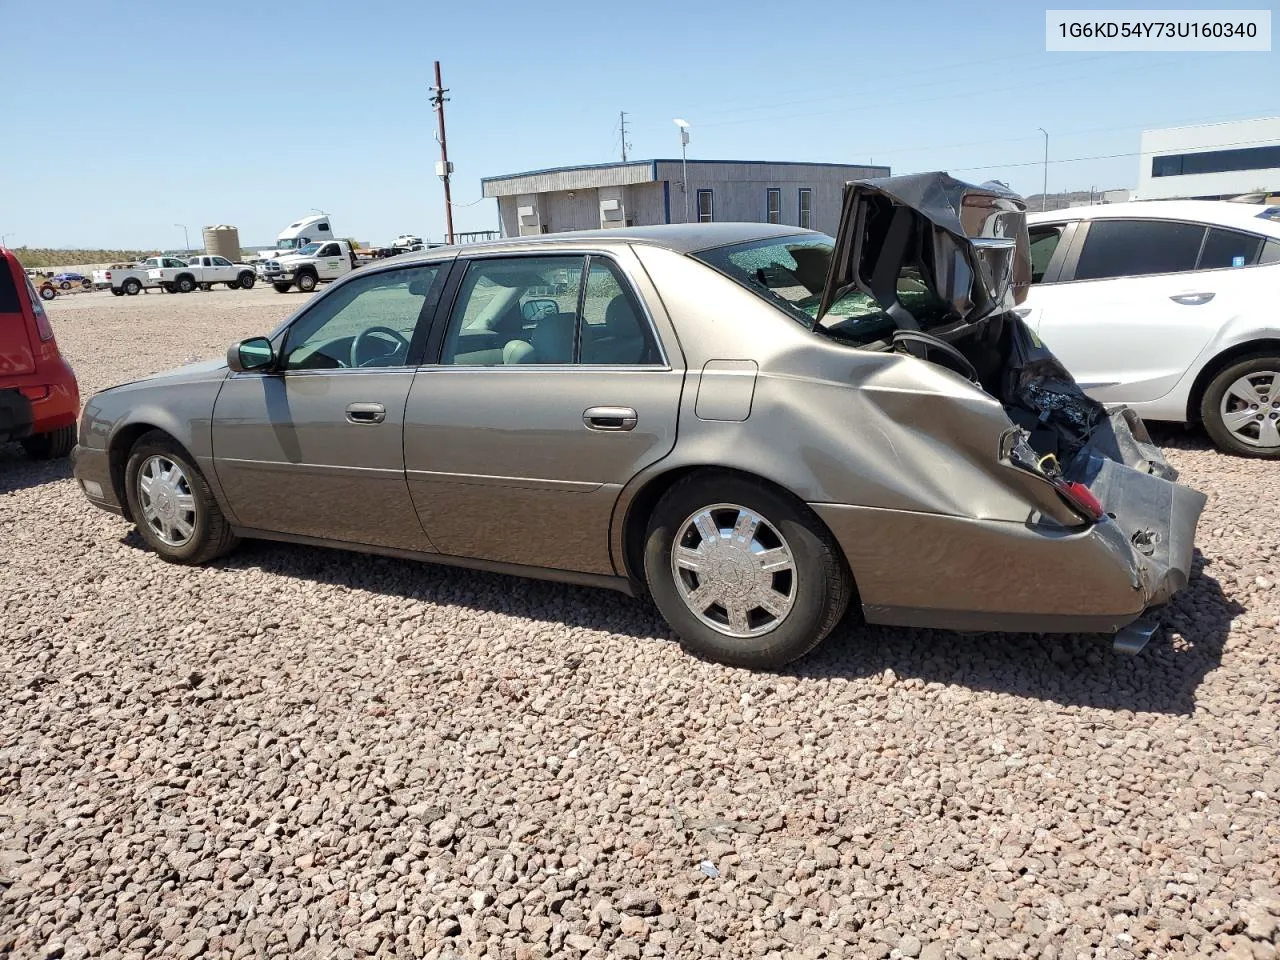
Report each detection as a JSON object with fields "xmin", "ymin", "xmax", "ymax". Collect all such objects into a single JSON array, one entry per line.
[
  {"xmin": 345, "ymin": 402, "xmax": 386, "ymax": 424},
  {"xmin": 583, "ymin": 406, "xmax": 637, "ymax": 431},
  {"xmin": 1170, "ymin": 292, "xmax": 1215, "ymax": 305}
]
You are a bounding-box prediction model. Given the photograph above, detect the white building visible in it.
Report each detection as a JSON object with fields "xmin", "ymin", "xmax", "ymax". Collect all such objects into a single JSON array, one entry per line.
[
  {"xmin": 480, "ymin": 159, "xmax": 889, "ymax": 238},
  {"xmin": 1137, "ymin": 117, "xmax": 1280, "ymax": 201}
]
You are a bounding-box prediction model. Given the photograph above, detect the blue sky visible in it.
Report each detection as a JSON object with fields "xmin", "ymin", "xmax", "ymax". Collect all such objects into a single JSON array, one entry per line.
[{"xmin": 0, "ymin": 0, "xmax": 1275, "ymax": 248}]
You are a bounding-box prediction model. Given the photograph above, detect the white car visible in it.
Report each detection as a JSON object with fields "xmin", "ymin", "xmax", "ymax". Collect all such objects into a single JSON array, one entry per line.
[{"xmin": 1024, "ymin": 201, "xmax": 1280, "ymax": 457}]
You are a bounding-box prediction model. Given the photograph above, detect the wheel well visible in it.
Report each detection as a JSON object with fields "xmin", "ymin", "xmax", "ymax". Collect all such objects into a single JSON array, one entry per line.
[
  {"xmin": 108, "ymin": 424, "xmax": 178, "ymax": 520},
  {"xmin": 1186, "ymin": 339, "xmax": 1280, "ymax": 421},
  {"xmin": 296, "ymin": 265, "xmax": 317, "ymax": 276},
  {"xmin": 175, "ymin": 272, "xmax": 194, "ymax": 283},
  {"xmin": 619, "ymin": 465, "xmax": 847, "ymax": 588}
]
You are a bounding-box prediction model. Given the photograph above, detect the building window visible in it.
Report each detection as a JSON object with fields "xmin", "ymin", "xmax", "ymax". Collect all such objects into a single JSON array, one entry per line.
[
  {"xmin": 798, "ymin": 188, "xmax": 813, "ymax": 229},
  {"xmin": 696, "ymin": 190, "xmax": 714, "ymax": 223},
  {"xmin": 766, "ymin": 188, "xmax": 781, "ymax": 224},
  {"xmin": 1151, "ymin": 144, "xmax": 1280, "ymax": 178}
]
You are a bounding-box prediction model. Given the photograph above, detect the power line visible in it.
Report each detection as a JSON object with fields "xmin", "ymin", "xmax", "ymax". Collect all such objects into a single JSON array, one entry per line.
[
  {"xmin": 699, "ymin": 53, "xmax": 1118, "ymax": 122},
  {"xmin": 699, "ymin": 52, "xmax": 1231, "ymax": 130},
  {"xmin": 945, "ymin": 134, "xmax": 1280, "ymax": 175}
]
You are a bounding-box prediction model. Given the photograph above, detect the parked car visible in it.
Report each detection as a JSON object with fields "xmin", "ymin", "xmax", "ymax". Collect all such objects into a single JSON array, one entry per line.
[
  {"xmin": 52, "ymin": 272, "xmax": 91, "ymax": 290},
  {"xmin": 93, "ymin": 256, "xmax": 186, "ymax": 296},
  {"xmin": 255, "ymin": 240, "xmax": 356, "ymax": 293},
  {"xmin": 72, "ymin": 173, "xmax": 1205, "ymax": 668},
  {"xmin": 1025, "ymin": 201, "xmax": 1280, "ymax": 457},
  {"xmin": 1, "ymin": 248, "xmax": 80, "ymax": 457},
  {"xmin": 147, "ymin": 255, "xmax": 257, "ymax": 294}
]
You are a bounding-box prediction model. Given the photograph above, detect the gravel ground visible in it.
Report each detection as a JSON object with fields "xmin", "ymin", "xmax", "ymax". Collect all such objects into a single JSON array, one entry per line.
[{"xmin": 2, "ymin": 288, "xmax": 1278, "ymax": 960}]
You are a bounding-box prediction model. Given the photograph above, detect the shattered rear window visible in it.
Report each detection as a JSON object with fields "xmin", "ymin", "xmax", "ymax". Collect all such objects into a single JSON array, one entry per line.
[{"xmin": 693, "ymin": 235, "xmax": 951, "ymax": 346}]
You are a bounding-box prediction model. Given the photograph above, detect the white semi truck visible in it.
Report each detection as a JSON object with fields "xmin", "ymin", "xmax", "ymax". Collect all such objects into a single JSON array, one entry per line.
[{"xmin": 249, "ymin": 215, "xmax": 337, "ymax": 263}]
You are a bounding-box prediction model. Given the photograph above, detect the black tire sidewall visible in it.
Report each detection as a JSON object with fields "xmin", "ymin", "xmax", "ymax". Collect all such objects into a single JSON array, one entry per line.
[
  {"xmin": 1201, "ymin": 356, "xmax": 1280, "ymax": 459},
  {"xmin": 239, "ymin": 273, "xmax": 255, "ymax": 289},
  {"xmin": 124, "ymin": 437, "xmax": 221, "ymax": 563},
  {"xmin": 297, "ymin": 273, "xmax": 316, "ymax": 292},
  {"xmin": 177, "ymin": 276, "xmax": 194, "ymax": 293},
  {"xmin": 643, "ymin": 475, "xmax": 847, "ymax": 668}
]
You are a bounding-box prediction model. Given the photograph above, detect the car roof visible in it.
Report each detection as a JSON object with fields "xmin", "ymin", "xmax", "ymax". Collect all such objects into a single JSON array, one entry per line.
[
  {"xmin": 387, "ymin": 222, "xmax": 823, "ymax": 264},
  {"xmin": 1028, "ymin": 200, "xmax": 1280, "ymax": 237}
]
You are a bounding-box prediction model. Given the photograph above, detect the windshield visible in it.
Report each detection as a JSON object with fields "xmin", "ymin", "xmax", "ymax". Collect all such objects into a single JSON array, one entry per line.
[
  {"xmin": 693, "ymin": 235, "xmax": 953, "ymax": 347},
  {"xmin": 296, "ymin": 243, "xmax": 322, "ymax": 256},
  {"xmin": 277, "ymin": 239, "xmax": 300, "ymax": 250}
]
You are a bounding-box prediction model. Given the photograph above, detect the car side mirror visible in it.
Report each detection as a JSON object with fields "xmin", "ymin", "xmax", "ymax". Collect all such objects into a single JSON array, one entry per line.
[{"xmin": 227, "ymin": 336, "xmax": 276, "ymax": 372}]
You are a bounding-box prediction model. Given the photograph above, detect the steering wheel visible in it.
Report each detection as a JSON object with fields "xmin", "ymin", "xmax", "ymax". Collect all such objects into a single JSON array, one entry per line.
[
  {"xmin": 892, "ymin": 330, "xmax": 980, "ymax": 383},
  {"xmin": 351, "ymin": 326, "xmax": 411, "ymax": 368}
]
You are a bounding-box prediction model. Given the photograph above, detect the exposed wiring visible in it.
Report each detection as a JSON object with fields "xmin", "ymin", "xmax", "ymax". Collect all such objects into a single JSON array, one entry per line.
[{"xmin": 447, "ymin": 197, "xmax": 488, "ymax": 207}]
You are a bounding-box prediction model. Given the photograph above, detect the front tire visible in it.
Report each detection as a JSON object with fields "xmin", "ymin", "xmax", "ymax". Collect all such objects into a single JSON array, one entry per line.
[
  {"xmin": 272, "ymin": 282, "xmax": 292, "ymax": 294},
  {"xmin": 237, "ymin": 272, "xmax": 255, "ymax": 289},
  {"xmin": 123, "ymin": 278, "xmax": 141, "ymax": 295},
  {"xmin": 296, "ymin": 271, "xmax": 317, "ymax": 293},
  {"xmin": 124, "ymin": 432, "xmax": 239, "ymax": 565},
  {"xmin": 1202, "ymin": 356, "xmax": 1280, "ymax": 458},
  {"xmin": 59, "ymin": 280, "xmax": 71, "ymax": 290},
  {"xmin": 21, "ymin": 425, "xmax": 75, "ymax": 460},
  {"xmin": 643, "ymin": 472, "xmax": 852, "ymax": 668}
]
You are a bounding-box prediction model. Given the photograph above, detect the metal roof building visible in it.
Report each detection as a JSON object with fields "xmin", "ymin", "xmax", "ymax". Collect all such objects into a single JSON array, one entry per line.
[{"xmin": 480, "ymin": 159, "xmax": 889, "ymax": 238}]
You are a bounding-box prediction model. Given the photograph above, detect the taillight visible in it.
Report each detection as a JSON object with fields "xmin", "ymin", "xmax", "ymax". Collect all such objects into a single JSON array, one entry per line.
[
  {"xmin": 33, "ymin": 301, "xmax": 55, "ymax": 341},
  {"xmin": 1054, "ymin": 480, "xmax": 1105, "ymax": 523},
  {"xmin": 104, "ymin": 271, "xmax": 112, "ymax": 280}
]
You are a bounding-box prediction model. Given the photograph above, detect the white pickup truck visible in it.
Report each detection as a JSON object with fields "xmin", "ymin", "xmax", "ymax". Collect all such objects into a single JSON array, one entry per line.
[
  {"xmin": 93, "ymin": 256, "xmax": 187, "ymax": 296},
  {"xmin": 147, "ymin": 255, "xmax": 258, "ymax": 294},
  {"xmin": 256, "ymin": 240, "xmax": 357, "ymax": 293}
]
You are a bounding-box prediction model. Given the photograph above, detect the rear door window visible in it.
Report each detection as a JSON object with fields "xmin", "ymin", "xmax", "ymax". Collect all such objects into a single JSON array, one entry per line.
[
  {"xmin": 1073, "ymin": 219, "xmax": 1205, "ymax": 281},
  {"xmin": 1028, "ymin": 224, "xmax": 1064, "ymax": 283},
  {"xmin": 1197, "ymin": 228, "xmax": 1265, "ymax": 269}
]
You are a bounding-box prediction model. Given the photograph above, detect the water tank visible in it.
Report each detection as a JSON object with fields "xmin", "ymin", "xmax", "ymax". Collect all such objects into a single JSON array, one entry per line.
[{"xmin": 202, "ymin": 224, "xmax": 241, "ymax": 261}]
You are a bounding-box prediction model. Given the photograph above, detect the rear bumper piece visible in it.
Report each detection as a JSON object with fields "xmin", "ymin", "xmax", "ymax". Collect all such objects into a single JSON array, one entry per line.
[
  {"xmin": 71, "ymin": 443, "xmax": 124, "ymax": 515},
  {"xmin": 814, "ymin": 465, "xmax": 1204, "ymax": 639}
]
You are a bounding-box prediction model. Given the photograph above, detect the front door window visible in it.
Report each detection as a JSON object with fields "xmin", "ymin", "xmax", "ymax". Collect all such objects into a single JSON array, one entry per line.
[{"xmin": 282, "ymin": 265, "xmax": 442, "ymax": 370}]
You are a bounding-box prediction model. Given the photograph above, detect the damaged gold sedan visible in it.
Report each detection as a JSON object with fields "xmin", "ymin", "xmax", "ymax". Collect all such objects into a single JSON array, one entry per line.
[{"xmin": 73, "ymin": 172, "xmax": 1205, "ymax": 668}]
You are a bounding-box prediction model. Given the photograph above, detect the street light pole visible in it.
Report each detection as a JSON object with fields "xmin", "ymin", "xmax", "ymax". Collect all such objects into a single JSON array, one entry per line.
[
  {"xmin": 674, "ymin": 119, "xmax": 691, "ymax": 223},
  {"xmin": 174, "ymin": 223, "xmax": 190, "ymax": 255},
  {"xmin": 1037, "ymin": 128, "xmax": 1049, "ymax": 211},
  {"xmin": 0, "ymin": 233, "xmax": 12, "ymax": 248}
]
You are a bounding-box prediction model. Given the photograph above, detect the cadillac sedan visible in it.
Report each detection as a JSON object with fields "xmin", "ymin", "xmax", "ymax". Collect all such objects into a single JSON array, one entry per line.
[{"xmin": 73, "ymin": 173, "xmax": 1205, "ymax": 668}]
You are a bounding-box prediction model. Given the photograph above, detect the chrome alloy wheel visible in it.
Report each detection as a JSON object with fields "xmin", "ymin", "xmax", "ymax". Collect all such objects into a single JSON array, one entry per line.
[
  {"xmin": 1220, "ymin": 370, "xmax": 1280, "ymax": 449},
  {"xmin": 138, "ymin": 455, "xmax": 197, "ymax": 546},
  {"xmin": 671, "ymin": 503, "xmax": 797, "ymax": 638}
]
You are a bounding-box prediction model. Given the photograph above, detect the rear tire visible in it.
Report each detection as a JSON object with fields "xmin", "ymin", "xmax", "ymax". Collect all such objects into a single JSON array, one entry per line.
[
  {"xmin": 1201, "ymin": 355, "xmax": 1280, "ymax": 458},
  {"xmin": 124, "ymin": 432, "xmax": 240, "ymax": 565},
  {"xmin": 237, "ymin": 272, "xmax": 255, "ymax": 289},
  {"xmin": 21, "ymin": 425, "xmax": 76, "ymax": 460},
  {"xmin": 175, "ymin": 275, "xmax": 196, "ymax": 294},
  {"xmin": 162, "ymin": 282, "xmax": 177, "ymax": 294},
  {"xmin": 272, "ymin": 282, "xmax": 292, "ymax": 294},
  {"xmin": 643, "ymin": 472, "xmax": 852, "ymax": 668},
  {"xmin": 39, "ymin": 285, "xmax": 56, "ymax": 301},
  {"xmin": 123, "ymin": 278, "xmax": 141, "ymax": 295},
  {"xmin": 296, "ymin": 271, "xmax": 317, "ymax": 293},
  {"xmin": 111, "ymin": 288, "xmax": 125, "ymax": 297},
  {"xmin": 225, "ymin": 279, "xmax": 241, "ymax": 290}
]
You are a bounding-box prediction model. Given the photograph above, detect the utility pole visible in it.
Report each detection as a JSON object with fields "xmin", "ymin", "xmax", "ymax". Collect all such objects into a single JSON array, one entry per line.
[
  {"xmin": 1037, "ymin": 127, "xmax": 1049, "ymax": 212},
  {"xmin": 619, "ymin": 110, "xmax": 629, "ymax": 162},
  {"xmin": 430, "ymin": 61, "xmax": 455, "ymax": 245}
]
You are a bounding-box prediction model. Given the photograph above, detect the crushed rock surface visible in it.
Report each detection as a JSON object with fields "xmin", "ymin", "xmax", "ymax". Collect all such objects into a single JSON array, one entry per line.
[{"xmin": 2, "ymin": 287, "xmax": 1278, "ymax": 959}]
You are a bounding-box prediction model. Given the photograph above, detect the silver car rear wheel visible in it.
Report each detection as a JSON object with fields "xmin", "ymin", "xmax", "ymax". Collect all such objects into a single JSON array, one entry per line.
[
  {"xmin": 671, "ymin": 503, "xmax": 797, "ymax": 638},
  {"xmin": 137, "ymin": 455, "xmax": 197, "ymax": 547}
]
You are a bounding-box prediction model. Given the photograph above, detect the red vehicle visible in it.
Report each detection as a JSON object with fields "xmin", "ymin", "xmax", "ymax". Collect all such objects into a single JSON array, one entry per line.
[{"xmin": 0, "ymin": 248, "xmax": 79, "ymax": 458}]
